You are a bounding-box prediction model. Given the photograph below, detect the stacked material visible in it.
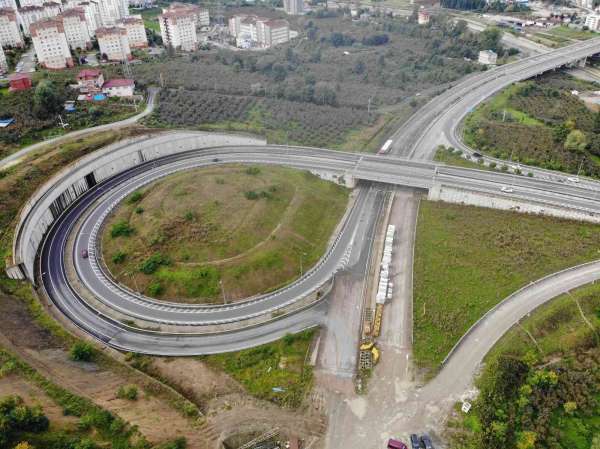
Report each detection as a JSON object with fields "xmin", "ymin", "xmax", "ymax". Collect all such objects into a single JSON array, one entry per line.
[{"xmin": 376, "ymin": 224, "xmax": 395, "ymax": 304}]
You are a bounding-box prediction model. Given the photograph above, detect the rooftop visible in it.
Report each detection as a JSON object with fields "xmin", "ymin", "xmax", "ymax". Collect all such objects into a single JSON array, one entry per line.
[
  {"xmin": 103, "ymin": 78, "xmax": 134, "ymax": 88},
  {"xmin": 78, "ymin": 69, "xmax": 102, "ymax": 79}
]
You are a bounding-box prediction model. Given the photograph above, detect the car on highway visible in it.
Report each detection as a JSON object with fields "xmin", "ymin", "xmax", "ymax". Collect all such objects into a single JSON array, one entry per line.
[
  {"xmin": 567, "ymin": 177, "xmax": 580, "ymax": 183},
  {"xmin": 410, "ymin": 434, "xmax": 420, "ymax": 449},
  {"xmin": 81, "ymin": 249, "xmax": 88, "ymax": 259},
  {"xmin": 500, "ymin": 186, "xmax": 514, "ymax": 193},
  {"xmin": 387, "ymin": 438, "xmax": 408, "ymax": 449},
  {"xmin": 420, "ymin": 435, "xmax": 434, "ymax": 449}
]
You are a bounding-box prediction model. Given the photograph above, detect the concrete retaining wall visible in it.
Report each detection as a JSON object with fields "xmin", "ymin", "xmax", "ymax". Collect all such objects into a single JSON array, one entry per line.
[
  {"xmin": 429, "ymin": 184, "xmax": 600, "ymax": 224},
  {"xmin": 10, "ymin": 132, "xmax": 266, "ymax": 281}
]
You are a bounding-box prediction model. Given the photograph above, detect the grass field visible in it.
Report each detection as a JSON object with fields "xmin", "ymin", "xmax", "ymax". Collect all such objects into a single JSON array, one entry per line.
[
  {"xmin": 413, "ymin": 201, "xmax": 600, "ymax": 373},
  {"xmin": 446, "ymin": 285, "xmax": 600, "ymax": 449},
  {"xmin": 102, "ymin": 164, "xmax": 350, "ymax": 303},
  {"xmin": 203, "ymin": 329, "xmax": 316, "ymax": 408}
]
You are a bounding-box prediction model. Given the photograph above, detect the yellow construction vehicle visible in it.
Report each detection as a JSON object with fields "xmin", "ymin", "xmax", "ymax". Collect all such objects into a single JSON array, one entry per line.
[
  {"xmin": 371, "ymin": 346, "xmax": 380, "ymax": 364},
  {"xmin": 372, "ymin": 304, "xmax": 383, "ymax": 337}
]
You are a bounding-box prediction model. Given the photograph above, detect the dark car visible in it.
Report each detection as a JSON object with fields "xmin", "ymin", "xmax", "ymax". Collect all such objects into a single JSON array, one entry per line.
[
  {"xmin": 410, "ymin": 434, "xmax": 420, "ymax": 449},
  {"xmin": 81, "ymin": 249, "xmax": 88, "ymax": 259},
  {"xmin": 420, "ymin": 435, "xmax": 434, "ymax": 449}
]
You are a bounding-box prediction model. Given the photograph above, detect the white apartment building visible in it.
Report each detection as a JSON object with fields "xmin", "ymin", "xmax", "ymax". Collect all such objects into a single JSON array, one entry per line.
[
  {"xmin": 31, "ymin": 18, "xmax": 73, "ymax": 69},
  {"xmin": 0, "ymin": 44, "xmax": 7, "ymax": 72},
  {"xmin": 18, "ymin": 5, "xmax": 45, "ymax": 36},
  {"xmin": 20, "ymin": 0, "xmax": 44, "ymax": 7},
  {"xmin": 283, "ymin": 0, "xmax": 303, "ymax": 15},
  {"xmin": 585, "ymin": 13, "xmax": 600, "ymax": 31},
  {"xmin": 97, "ymin": 25, "xmax": 131, "ymax": 60},
  {"xmin": 0, "ymin": 8, "xmax": 23, "ymax": 47},
  {"xmin": 229, "ymin": 14, "xmax": 290, "ymax": 49},
  {"xmin": 67, "ymin": 0, "xmax": 100, "ymax": 34},
  {"xmin": 118, "ymin": 14, "xmax": 147, "ymax": 47},
  {"xmin": 159, "ymin": 7, "xmax": 197, "ymax": 51},
  {"xmin": 43, "ymin": 1, "xmax": 61, "ymax": 17},
  {"xmin": 60, "ymin": 7, "xmax": 91, "ymax": 49},
  {"xmin": 0, "ymin": 0, "xmax": 17, "ymax": 11},
  {"xmin": 98, "ymin": 0, "xmax": 128, "ymax": 25}
]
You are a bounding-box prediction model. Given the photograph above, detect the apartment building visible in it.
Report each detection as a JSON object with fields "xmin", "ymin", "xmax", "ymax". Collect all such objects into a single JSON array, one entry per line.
[
  {"xmin": 43, "ymin": 1, "xmax": 61, "ymax": 17},
  {"xmin": 163, "ymin": 2, "xmax": 209, "ymax": 26},
  {"xmin": 585, "ymin": 13, "xmax": 600, "ymax": 31},
  {"xmin": 31, "ymin": 18, "xmax": 73, "ymax": 69},
  {"xmin": 0, "ymin": 7, "xmax": 23, "ymax": 47},
  {"xmin": 0, "ymin": 0, "xmax": 17, "ymax": 11},
  {"xmin": 60, "ymin": 7, "xmax": 91, "ymax": 49},
  {"xmin": 283, "ymin": 0, "xmax": 303, "ymax": 15},
  {"xmin": 97, "ymin": 25, "xmax": 131, "ymax": 60},
  {"xmin": 18, "ymin": 5, "xmax": 45, "ymax": 36},
  {"xmin": 229, "ymin": 14, "xmax": 290, "ymax": 49},
  {"xmin": 66, "ymin": 0, "xmax": 100, "ymax": 33},
  {"xmin": 0, "ymin": 44, "xmax": 7, "ymax": 72},
  {"xmin": 98, "ymin": 0, "xmax": 128, "ymax": 25},
  {"xmin": 159, "ymin": 6, "xmax": 197, "ymax": 51},
  {"xmin": 118, "ymin": 15, "xmax": 147, "ymax": 47},
  {"xmin": 19, "ymin": 0, "xmax": 44, "ymax": 7}
]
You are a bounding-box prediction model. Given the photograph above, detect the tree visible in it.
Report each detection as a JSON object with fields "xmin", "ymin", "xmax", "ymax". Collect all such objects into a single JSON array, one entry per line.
[
  {"xmin": 69, "ymin": 342, "xmax": 95, "ymax": 362},
  {"xmin": 515, "ymin": 431, "xmax": 536, "ymax": 449},
  {"xmin": 564, "ymin": 130, "xmax": 587, "ymax": 153},
  {"xmin": 593, "ymin": 111, "xmax": 600, "ymax": 133},
  {"xmin": 32, "ymin": 80, "xmax": 62, "ymax": 119}
]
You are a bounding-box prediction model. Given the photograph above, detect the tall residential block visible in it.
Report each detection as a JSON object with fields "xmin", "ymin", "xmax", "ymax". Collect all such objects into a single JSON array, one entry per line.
[
  {"xmin": 97, "ymin": 25, "xmax": 131, "ymax": 60},
  {"xmin": 159, "ymin": 5, "xmax": 198, "ymax": 51},
  {"xmin": 283, "ymin": 0, "xmax": 303, "ymax": 15},
  {"xmin": 0, "ymin": 7, "xmax": 23, "ymax": 47},
  {"xmin": 118, "ymin": 14, "xmax": 147, "ymax": 48},
  {"xmin": 31, "ymin": 17, "xmax": 73, "ymax": 69},
  {"xmin": 60, "ymin": 7, "xmax": 92, "ymax": 49}
]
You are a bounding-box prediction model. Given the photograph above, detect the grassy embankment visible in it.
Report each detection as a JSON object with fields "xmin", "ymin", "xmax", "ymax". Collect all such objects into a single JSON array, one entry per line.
[
  {"xmin": 463, "ymin": 73, "xmax": 600, "ymax": 178},
  {"xmin": 102, "ymin": 164, "xmax": 349, "ymax": 303},
  {"xmin": 446, "ymin": 284, "xmax": 600, "ymax": 449},
  {"xmin": 413, "ymin": 201, "xmax": 600, "ymax": 373},
  {"xmin": 532, "ymin": 25, "xmax": 596, "ymax": 48},
  {"xmin": 202, "ymin": 330, "xmax": 316, "ymax": 408}
]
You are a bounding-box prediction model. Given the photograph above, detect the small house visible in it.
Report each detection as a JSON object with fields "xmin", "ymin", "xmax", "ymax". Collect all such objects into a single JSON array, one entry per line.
[
  {"xmin": 77, "ymin": 69, "xmax": 104, "ymax": 93},
  {"xmin": 478, "ymin": 50, "xmax": 498, "ymax": 66},
  {"xmin": 102, "ymin": 78, "xmax": 135, "ymax": 97},
  {"xmin": 8, "ymin": 73, "xmax": 32, "ymax": 91}
]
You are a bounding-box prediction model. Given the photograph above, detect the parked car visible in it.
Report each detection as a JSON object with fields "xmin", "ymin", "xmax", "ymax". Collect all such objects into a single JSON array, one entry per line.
[
  {"xmin": 81, "ymin": 249, "xmax": 88, "ymax": 259},
  {"xmin": 420, "ymin": 435, "xmax": 434, "ymax": 449},
  {"xmin": 387, "ymin": 439, "xmax": 408, "ymax": 449},
  {"xmin": 410, "ymin": 434, "xmax": 420, "ymax": 449}
]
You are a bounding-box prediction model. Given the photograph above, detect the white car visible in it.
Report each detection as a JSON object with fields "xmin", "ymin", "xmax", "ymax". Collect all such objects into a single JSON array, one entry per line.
[
  {"xmin": 501, "ymin": 186, "xmax": 514, "ymax": 193},
  {"xmin": 567, "ymin": 177, "xmax": 580, "ymax": 183}
]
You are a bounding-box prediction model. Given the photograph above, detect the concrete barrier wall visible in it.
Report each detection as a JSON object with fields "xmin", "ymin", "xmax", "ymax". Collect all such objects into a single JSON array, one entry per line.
[
  {"xmin": 429, "ymin": 184, "xmax": 600, "ymax": 224},
  {"xmin": 11, "ymin": 132, "xmax": 266, "ymax": 281}
]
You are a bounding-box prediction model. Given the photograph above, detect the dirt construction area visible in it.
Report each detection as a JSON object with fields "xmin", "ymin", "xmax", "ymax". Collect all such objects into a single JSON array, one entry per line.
[
  {"xmin": 102, "ymin": 164, "xmax": 349, "ymax": 303},
  {"xmin": 0, "ymin": 291, "xmax": 328, "ymax": 448}
]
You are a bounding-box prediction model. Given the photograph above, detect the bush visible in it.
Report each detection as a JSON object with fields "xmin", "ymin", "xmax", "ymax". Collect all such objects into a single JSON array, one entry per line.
[
  {"xmin": 245, "ymin": 166, "xmax": 261, "ymax": 175},
  {"xmin": 244, "ymin": 190, "xmax": 259, "ymax": 200},
  {"xmin": 112, "ymin": 251, "xmax": 126, "ymax": 264},
  {"xmin": 147, "ymin": 280, "xmax": 164, "ymax": 296},
  {"xmin": 135, "ymin": 206, "xmax": 144, "ymax": 214},
  {"xmin": 127, "ymin": 191, "xmax": 143, "ymax": 204},
  {"xmin": 139, "ymin": 253, "xmax": 171, "ymax": 274},
  {"xmin": 489, "ymin": 162, "xmax": 497, "ymax": 169},
  {"xmin": 116, "ymin": 385, "xmax": 138, "ymax": 401},
  {"xmin": 0, "ymin": 396, "xmax": 49, "ymax": 447},
  {"xmin": 69, "ymin": 342, "xmax": 95, "ymax": 362},
  {"xmin": 110, "ymin": 220, "xmax": 134, "ymax": 238}
]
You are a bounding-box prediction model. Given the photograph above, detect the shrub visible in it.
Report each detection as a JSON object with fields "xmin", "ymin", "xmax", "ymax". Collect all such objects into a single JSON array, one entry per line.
[
  {"xmin": 110, "ymin": 220, "xmax": 134, "ymax": 238},
  {"xmin": 135, "ymin": 206, "xmax": 144, "ymax": 214},
  {"xmin": 116, "ymin": 385, "xmax": 138, "ymax": 401},
  {"xmin": 500, "ymin": 164, "xmax": 509, "ymax": 172},
  {"xmin": 184, "ymin": 211, "xmax": 195, "ymax": 221},
  {"xmin": 527, "ymin": 172, "xmax": 534, "ymax": 177},
  {"xmin": 127, "ymin": 191, "xmax": 143, "ymax": 204},
  {"xmin": 139, "ymin": 253, "xmax": 171, "ymax": 274},
  {"xmin": 489, "ymin": 162, "xmax": 497, "ymax": 169},
  {"xmin": 147, "ymin": 280, "xmax": 164, "ymax": 296},
  {"xmin": 245, "ymin": 166, "xmax": 261, "ymax": 175},
  {"xmin": 112, "ymin": 251, "xmax": 126, "ymax": 264},
  {"xmin": 69, "ymin": 342, "xmax": 95, "ymax": 362},
  {"xmin": 244, "ymin": 190, "xmax": 259, "ymax": 200}
]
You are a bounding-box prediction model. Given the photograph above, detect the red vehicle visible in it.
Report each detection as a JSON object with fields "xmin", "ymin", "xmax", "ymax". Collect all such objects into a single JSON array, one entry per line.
[{"xmin": 387, "ymin": 439, "xmax": 408, "ymax": 449}]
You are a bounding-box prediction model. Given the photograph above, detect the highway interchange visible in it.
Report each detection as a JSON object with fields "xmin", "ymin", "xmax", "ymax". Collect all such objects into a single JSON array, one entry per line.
[{"xmin": 5, "ymin": 35, "xmax": 600, "ymax": 446}]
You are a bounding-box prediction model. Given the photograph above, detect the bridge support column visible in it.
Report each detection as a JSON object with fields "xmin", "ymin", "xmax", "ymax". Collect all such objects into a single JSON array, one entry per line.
[{"xmin": 427, "ymin": 183, "xmax": 442, "ymax": 201}]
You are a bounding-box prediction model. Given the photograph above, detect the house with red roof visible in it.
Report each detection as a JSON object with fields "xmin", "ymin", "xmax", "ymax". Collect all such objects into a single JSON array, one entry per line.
[
  {"xmin": 77, "ymin": 69, "xmax": 104, "ymax": 93},
  {"xmin": 8, "ymin": 73, "xmax": 32, "ymax": 91},
  {"xmin": 102, "ymin": 78, "xmax": 134, "ymax": 97}
]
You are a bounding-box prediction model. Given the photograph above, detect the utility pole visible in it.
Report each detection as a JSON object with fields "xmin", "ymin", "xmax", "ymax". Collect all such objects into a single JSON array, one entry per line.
[{"xmin": 220, "ymin": 279, "xmax": 227, "ymax": 304}]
